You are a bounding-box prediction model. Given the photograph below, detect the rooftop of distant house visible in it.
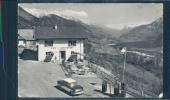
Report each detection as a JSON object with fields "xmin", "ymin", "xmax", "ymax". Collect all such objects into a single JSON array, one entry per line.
[
  {"xmin": 18, "ymin": 35, "xmax": 25, "ymax": 40},
  {"xmin": 18, "ymin": 29, "xmax": 34, "ymax": 40}
]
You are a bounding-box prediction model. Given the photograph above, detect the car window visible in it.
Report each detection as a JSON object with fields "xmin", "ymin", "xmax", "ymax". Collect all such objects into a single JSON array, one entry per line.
[
  {"xmin": 62, "ymin": 81, "xmax": 67, "ymax": 85},
  {"xmin": 70, "ymin": 82, "xmax": 77, "ymax": 87}
]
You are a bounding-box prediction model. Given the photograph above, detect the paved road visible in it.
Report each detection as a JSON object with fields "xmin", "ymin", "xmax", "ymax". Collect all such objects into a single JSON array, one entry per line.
[{"xmin": 18, "ymin": 59, "xmax": 111, "ymax": 98}]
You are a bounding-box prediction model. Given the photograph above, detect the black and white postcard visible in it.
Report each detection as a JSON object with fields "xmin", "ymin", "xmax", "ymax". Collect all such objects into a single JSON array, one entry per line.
[{"xmin": 17, "ymin": 3, "xmax": 163, "ymax": 98}]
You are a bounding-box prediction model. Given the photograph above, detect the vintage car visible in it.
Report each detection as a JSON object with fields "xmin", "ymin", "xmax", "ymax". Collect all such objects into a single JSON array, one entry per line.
[
  {"xmin": 44, "ymin": 52, "xmax": 54, "ymax": 62},
  {"xmin": 57, "ymin": 78, "xmax": 83, "ymax": 96}
]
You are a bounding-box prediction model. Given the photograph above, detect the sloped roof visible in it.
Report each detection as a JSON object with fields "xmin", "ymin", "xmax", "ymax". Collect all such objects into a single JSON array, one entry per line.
[
  {"xmin": 18, "ymin": 29, "xmax": 34, "ymax": 40},
  {"xmin": 18, "ymin": 35, "xmax": 25, "ymax": 40},
  {"xmin": 34, "ymin": 27, "xmax": 87, "ymax": 39}
]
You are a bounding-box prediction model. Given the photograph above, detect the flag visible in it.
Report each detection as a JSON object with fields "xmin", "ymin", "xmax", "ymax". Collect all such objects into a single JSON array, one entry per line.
[{"xmin": 119, "ymin": 47, "xmax": 126, "ymax": 54}]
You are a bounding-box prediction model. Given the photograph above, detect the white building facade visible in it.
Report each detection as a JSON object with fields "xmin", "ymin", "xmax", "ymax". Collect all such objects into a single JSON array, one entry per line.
[
  {"xmin": 37, "ymin": 39, "xmax": 84, "ymax": 61},
  {"xmin": 34, "ymin": 27, "xmax": 87, "ymax": 61}
]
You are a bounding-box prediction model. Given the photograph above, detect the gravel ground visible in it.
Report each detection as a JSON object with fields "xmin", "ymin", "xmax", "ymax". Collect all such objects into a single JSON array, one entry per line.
[
  {"xmin": 18, "ymin": 59, "xmax": 113, "ymax": 98},
  {"xmin": 18, "ymin": 59, "xmax": 68, "ymax": 97}
]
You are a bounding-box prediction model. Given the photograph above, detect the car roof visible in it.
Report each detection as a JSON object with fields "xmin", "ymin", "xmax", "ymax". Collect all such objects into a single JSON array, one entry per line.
[{"xmin": 63, "ymin": 78, "xmax": 76, "ymax": 83}]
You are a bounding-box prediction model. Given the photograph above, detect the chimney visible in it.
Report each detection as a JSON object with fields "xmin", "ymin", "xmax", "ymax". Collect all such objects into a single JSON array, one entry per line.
[{"xmin": 54, "ymin": 24, "xmax": 58, "ymax": 30}]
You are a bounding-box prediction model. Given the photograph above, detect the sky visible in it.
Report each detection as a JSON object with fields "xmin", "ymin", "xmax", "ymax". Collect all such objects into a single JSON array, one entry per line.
[{"xmin": 18, "ymin": 3, "xmax": 163, "ymax": 30}]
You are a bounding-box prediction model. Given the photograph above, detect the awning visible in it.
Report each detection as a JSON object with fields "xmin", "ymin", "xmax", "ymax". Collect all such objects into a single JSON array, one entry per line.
[{"xmin": 74, "ymin": 52, "xmax": 87, "ymax": 57}]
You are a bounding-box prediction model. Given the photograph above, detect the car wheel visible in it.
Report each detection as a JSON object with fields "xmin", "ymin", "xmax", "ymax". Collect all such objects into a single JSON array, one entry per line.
[
  {"xmin": 58, "ymin": 85, "xmax": 62, "ymax": 89},
  {"xmin": 70, "ymin": 91, "xmax": 74, "ymax": 96}
]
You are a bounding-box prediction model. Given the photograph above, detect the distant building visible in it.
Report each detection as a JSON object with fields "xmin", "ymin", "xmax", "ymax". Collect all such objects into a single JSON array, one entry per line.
[
  {"xmin": 34, "ymin": 26, "xmax": 87, "ymax": 61},
  {"xmin": 18, "ymin": 29, "xmax": 36, "ymax": 48},
  {"xmin": 18, "ymin": 35, "xmax": 25, "ymax": 46}
]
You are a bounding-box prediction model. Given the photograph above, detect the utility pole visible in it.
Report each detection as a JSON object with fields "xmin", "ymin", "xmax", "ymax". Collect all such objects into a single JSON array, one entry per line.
[
  {"xmin": 121, "ymin": 46, "xmax": 127, "ymax": 97},
  {"xmin": 122, "ymin": 46, "xmax": 127, "ymax": 82},
  {"xmin": 110, "ymin": 83, "xmax": 111, "ymax": 95},
  {"xmin": 156, "ymin": 54, "xmax": 159, "ymax": 69}
]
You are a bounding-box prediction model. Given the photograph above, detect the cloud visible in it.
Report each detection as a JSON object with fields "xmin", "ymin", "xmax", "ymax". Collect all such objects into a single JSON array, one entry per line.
[
  {"xmin": 22, "ymin": 8, "xmax": 88, "ymax": 20},
  {"xmin": 62, "ymin": 10, "xmax": 88, "ymax": 18}
]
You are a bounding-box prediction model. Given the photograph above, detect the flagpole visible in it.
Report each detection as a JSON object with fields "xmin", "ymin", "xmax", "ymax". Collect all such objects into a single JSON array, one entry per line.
[{"xmin": 122, "ymin": 47, "xmax": 126, "ymax": 82}]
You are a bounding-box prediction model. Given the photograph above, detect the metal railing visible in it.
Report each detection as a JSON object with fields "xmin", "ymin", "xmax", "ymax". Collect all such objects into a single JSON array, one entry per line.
[{"xmin": 84, "ymin": 60, "xmax": 158, "ymax": 98}]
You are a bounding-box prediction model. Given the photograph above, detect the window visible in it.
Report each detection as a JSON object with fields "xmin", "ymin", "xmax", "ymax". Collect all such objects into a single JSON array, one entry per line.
[
  {"xmin": 68, "ymin": 40, "xmax": 72, "ymax": 46},
  {"xmin": 73, "ymin": 40, "xmax": 76, "ymax": 46},
  {"xmin": 46, "ymin": 52, "xmax": 52, "ymax": 56},
  {"xmin": 71, "ymin": 51, "xmax": 76, "ymax": 55},
  {"xmin": 45, "ymin": 40, "xmax": 53, "ymax": 47},
  {"xmin": 68, "ymin": 40, "xmax": 76, "ymax": 46}
]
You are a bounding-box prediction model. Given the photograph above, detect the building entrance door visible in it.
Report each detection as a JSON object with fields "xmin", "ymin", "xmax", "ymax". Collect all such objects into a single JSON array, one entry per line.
[{"xmin": 60, "ymin": 51, "xmax": 66, "ymax": 60}]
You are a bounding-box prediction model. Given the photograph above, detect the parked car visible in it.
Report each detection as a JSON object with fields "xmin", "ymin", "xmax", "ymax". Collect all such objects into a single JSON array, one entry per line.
[
  {"xmin": 77, "ymin": 70, "xmax": 85, "ymax": 75},
  {"xmin": 57, "ymin": 78, "xmax": 83, "ymax": 96},
  {"xmin": 44, "ymin": 52, "xmax": 54, "ymax": 62}
]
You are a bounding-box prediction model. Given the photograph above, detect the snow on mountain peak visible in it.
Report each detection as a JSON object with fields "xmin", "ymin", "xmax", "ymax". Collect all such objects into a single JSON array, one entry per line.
[
  {"xmin": 105, "ymin": 22, "xmax": 149, "ymax": 30},
  {"xmin": 22, "ymin": 8, "xmax": 90, "ymax": 24},
  {"xmin": 23, "ymin": 8, "xmax": 49, "ymax": 18}
]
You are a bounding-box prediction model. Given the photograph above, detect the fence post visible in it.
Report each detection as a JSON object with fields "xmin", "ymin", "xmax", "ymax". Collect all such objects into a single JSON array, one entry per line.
[
  {"xmin": 114, "ymin": 83, "xmax": 120, "ymax": 96},
  {"xmin": 102, "ymin": 80, "xmax": 107, "ymax": 92},
  {"xmin": 141, "ymin": 91, "xmax": 143, "ymax": 97},
  {"xmin": 121, "ymin": 82, "xmax": 126, "ymax": 97}
]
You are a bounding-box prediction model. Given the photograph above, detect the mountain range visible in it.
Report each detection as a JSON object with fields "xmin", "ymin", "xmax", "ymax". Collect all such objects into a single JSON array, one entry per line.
[
  {"xmin": 18, "ymin": 6, "xmax": 163, "ymax": 53},
  {"xmin": 120, "ymin": 18, "xmax": 163, "ymax": 42}
]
